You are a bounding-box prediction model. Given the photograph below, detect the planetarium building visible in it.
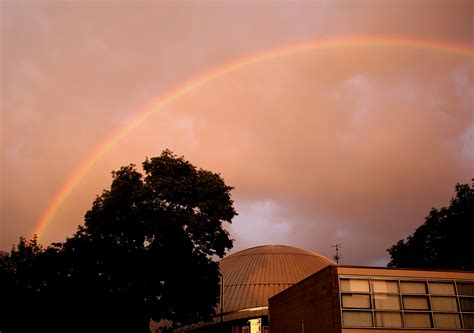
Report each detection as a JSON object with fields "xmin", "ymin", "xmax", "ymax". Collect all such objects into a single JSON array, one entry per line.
[
  {"xmin": 173, "ymin": 245, "xmax": 334, "ymax": 333},
  {"xmin": 154, "ymin": 245, "xmax": 474, "ymax": 333}
]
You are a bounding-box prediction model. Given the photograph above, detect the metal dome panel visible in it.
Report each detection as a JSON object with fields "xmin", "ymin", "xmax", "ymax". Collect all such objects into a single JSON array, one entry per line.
[{"xmin": 219, "ymin": 245, "xmax": 334, "ymax": 317}]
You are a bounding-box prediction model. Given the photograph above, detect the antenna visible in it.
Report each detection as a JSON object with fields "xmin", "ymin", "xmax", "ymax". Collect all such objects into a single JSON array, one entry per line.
[{"xmin": 332, "ymin": 244, "xmax": 342, "ymax": 265}]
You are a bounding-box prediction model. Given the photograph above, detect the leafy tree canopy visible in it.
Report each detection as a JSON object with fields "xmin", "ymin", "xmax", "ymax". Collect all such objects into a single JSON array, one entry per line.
[
  {"xmin": 387, "ymin": 181, "xmax": 473, "ymax": 270},
  {"xmin": 0, "ymin": 150, "xmax": 236, "ymax": 332}
]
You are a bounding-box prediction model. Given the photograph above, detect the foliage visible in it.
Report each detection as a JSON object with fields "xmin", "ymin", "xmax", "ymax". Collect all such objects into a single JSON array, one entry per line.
[
  {"xmin": 0, "ymin": 236, "xmax": 49, "ymax": 331},
  {"xmin": 387, "ymin": 181, "xmax": 473, "ymax": 270},
  {"xmin": 0, "ymin": 150, "xmax": 236, "ymax": 332}
]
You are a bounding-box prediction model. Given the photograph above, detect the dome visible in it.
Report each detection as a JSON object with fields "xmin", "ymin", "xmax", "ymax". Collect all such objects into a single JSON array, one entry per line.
[{"xmin": 218, "ymin": 245, "xmax": 334, "ymax": 321}]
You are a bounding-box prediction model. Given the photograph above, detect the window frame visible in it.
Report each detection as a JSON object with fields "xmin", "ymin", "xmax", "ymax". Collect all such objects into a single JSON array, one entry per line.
[{"xmin": 339, "ymin": 275, "xmax": 474, "ymax": 330}]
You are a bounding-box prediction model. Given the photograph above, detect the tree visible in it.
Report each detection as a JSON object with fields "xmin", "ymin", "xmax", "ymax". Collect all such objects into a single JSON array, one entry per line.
[
  {"xmin": 0, "ymin": 236, "xmax": 43, "ymax": 332},
  {"xmin": 0, "ymin": 236, "xmax": 68, "ymax": 332},
  {"xmin": 0, "ymin": 150, "xmax": 236, "ymax": 332},
  {"xmin": 387, "ymin": 181, "xmax": 473, "ymax": 270}
]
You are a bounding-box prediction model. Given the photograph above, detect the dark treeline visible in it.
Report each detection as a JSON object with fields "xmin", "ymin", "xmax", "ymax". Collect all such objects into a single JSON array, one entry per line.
[
  {"xmin": 388, "ymin": 181, "xmax": 473, "ymax": 270},
  {"xmin": 0, "ymin": 150, "xmax": 237, "ymax": 333}
]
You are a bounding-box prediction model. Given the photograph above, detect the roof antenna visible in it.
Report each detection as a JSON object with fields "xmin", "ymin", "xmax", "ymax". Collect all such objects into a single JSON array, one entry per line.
[{"xmin": 332, "ymin": 244, "xmax": 342, "ymax": 265}]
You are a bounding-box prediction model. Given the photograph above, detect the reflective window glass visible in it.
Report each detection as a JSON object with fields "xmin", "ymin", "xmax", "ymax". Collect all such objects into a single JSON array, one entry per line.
[
  {"xmin": 340, "ymin": 279, "xmax": 370, "ymax": 292},
  {"xmin": 404, "ymin": 312, "xmax": 432, "ymax": 328},
  {"xmin": 373, "ymin": 294, "xmax": 400, "ymax": 310},
  {"xmin": 403, "ymin": 296, "xmax": 430, "ymax": 310},
  {"xmin": 463, "ymin": 314, "xmax": 474, "ymax": 329},
  {"xmin": 458, "ymin": 283, "xmax": 474, "ymax": 296},
  {"xmin": 433, "ymin": 313, "xmax": 461, "ymax": 328},
  {"xmin": 342, "ymin": 311, "xmax": 373, "ymax": 327},
  {"xmin": 430, "ymin": 282, "xmax": 455, "ymax": 295},
  {"xmin": 375, "ymin": 311, "xmax": 402, "ymax": 328},
  {"xmin": 400, "ymin": 281, "xmax": 427, "ymax": 294},
  {"xmin": 340, "ymin": 277, "xmax": 474, "ymax": 330},
  {"xmin": 460, "ymin": 297, "xmax": 474, "ymax": 312},
  {"xmin": 431, "ymin": 296, "xmax": 458, "ymax": 311},
  {"xmin": 342, "ymin": 294, "xmax": 371, "ymax": 309},
  {"xmin": 372, "ymin": 280, "xmax": 399, "ymax": 293}
]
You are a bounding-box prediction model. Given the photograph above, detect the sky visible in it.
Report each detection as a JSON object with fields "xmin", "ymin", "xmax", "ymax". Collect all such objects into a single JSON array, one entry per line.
[{"xmin": 1, "ymin": 0, "xmax": 472, "ymax": 265}]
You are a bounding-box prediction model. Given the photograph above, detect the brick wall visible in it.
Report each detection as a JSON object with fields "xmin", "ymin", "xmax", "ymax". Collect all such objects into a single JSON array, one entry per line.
[{"xmin": 269, "ymin": 265, "xmax": 340, "ymax": 333}]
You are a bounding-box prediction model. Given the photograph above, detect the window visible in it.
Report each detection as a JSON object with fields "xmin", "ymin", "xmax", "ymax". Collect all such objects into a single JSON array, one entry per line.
[
  {"xmin": 340, "ymin": 279, "xmax": 370, "ymax": 292},
  {"xmin": 375, "ymin": 311, "xmax": 402, "ymax": 327},
  {"xmin": 404, "ymin": 313, "xmax": 432, "ymax": 328},
  {"xmin": 463, "ymin": 314, "xmax": 474, "ymax": 329},
  {"xmin": 430, "ymin": 282, "xmax": 455, "ymax": 295},
  {"xmin": 340, "ymin": 278, "xmax": 372, "ymax": 327},
  {"xmin": 342, "ymin": 311, "xmax": 372, "ymax": 327},
  {"xmin": 400, "ymin": 281, "xmax": 427, "ymax": 294},
  {"xmin": 372, "ymin": 280, "xmax": 398, "ymax": 293},
  {"xmin": 460, "ymin": 297, "xmax": 474, "ymax": 312},
  {"xmin": 457, "ymin": 283, "xmax": 474, "ymax": 296},
  {"xmin": 373, "ymin": 294, "xmax": 400, "ymax": 310},
  {"xmin": 431, "ymin": 296, "xmax": 458, "ymax": 311},
  {"xmin": 403, "ymin": 295, "xmax": 430, "ymax": 310},
  {"xmin": 433, "ymin": 313, "xmax": 461, "ymax": 328},
  {"xmin": 342, "ymin": 294, "xmax": 371, "ymax": 309},
  {"xmin": 340, "ymin": 276, "xmax": 474, "ymax": 330}
]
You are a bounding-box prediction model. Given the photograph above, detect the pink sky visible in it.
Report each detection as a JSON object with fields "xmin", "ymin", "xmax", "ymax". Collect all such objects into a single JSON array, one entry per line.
[{"xmin": 1, "ymin": 1, "xmax": 472, "ymax": 265}]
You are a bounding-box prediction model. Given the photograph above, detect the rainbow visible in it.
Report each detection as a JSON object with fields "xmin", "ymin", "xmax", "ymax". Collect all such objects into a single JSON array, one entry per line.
[{"xmin": 32, "ymin": 36, "xmax": 473, "ymax": 240}]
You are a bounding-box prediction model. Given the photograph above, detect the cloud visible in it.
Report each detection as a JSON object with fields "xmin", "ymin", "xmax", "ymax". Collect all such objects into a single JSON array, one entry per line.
[
  {"xmin": 15, "ymin": 48, "xmax": 471, "ymax": 265},
  {"xmin": 230, "ymin": 199, "xmax": 293, "ymax": 252},
  {"xmin": 1, "ymin": 1, "xmax": 472, "ymax": 267},
  {"xmin": 460, "ymin": 122, "xmax": 474, "ymax": 163}
]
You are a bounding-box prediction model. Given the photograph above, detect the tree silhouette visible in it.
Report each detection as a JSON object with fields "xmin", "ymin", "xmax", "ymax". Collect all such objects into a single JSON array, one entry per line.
[
  {"xmin": 0, "ymin": 150, "xmax": 236, "ymax": 332},
  {"xmin": 0, "ymin": 236, "xmax": 45, "ymax": 332},
  {"xmin": 387, "ymin": 181, "xmax": 473, "ymax": 270}
]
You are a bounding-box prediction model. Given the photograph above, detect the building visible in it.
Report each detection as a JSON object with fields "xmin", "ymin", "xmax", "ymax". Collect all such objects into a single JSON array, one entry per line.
[
  {"xmin": 269, "ymin": 265, "xmax": 474, "ymax": 333},
  {"xmin": 153, "ymin": 245, "xmax": 474, "ymax": 333},
  {"xmin": 173, "ymin": 245, "xmax": 334, "ymax": 332}
]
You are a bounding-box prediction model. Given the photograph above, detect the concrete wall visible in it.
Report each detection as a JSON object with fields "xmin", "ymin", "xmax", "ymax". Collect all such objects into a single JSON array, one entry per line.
[{"xmin": 269, "ymin": 265, "xmax": 341, "ymax": 333}]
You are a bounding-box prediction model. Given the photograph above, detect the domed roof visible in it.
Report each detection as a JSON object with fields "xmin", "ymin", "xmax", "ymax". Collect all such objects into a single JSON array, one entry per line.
[{"xmin": 219, "ymin": 245, "xmax": 334, "ymax": 321}]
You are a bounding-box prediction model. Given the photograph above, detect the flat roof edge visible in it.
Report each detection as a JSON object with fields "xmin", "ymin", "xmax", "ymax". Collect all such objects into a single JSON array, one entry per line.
[
  {"xmin": 337, "ymin": 266, "xmax": 474, "ymax": 280},
  {"xmin": 336, "ymin": 265, "xmax": 474, "ymax": 274}
]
